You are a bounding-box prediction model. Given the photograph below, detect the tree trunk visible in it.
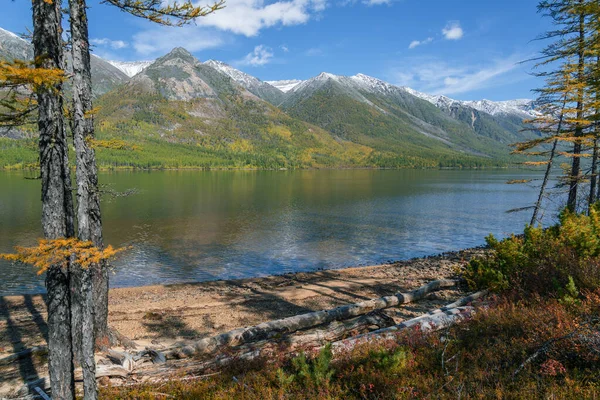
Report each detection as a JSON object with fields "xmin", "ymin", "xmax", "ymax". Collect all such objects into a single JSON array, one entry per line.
[
  {"xmin": 32, "ymin": 0, "xmax": 76, "ymax": 398},
  {"xmin": 101, "ymin": 293, "xmax": 484, "ymax": 384},
  {"xmin": 332, "ymin": 306, "xmax": 475, "ymax": 352},
  {"xmin": 69, "ymin": 0, "xmax": 107, "ymax": 345},
  {"xmin": 567, "ymin": 5, "xmax": 586, "ymax": 212},
  {"xmin": 165, "ymin": 279, "xmax": 457, "ymax": 359},
  {"xmin": 589, "ymin": 138, "xmax": 598, "ymax": 212},
  {"xmin": 68, "ymin": 0, "xmax": 101, "ymax": 397},
  {"xmin": 532, "ymin": 139, "xmax": 559, "ymax": 226}
]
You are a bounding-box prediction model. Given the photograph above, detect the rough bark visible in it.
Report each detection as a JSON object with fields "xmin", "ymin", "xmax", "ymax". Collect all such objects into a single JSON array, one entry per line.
[
  {"xmin": 165, "ymin": 279, "xmax": 457, "ymax": 359},
  {"xmin": 32, "ymin": 0, "xmax": 76, "ymax": 398},
  {"xmin": 68, "ymin": 0, "xmax": 102, "ymax": 397},
  {"xmin": 68, "ymin": 0, "xmax": 108, "ymax": 352}
]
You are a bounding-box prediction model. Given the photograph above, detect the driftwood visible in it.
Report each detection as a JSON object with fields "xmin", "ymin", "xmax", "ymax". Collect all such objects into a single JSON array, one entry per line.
[
  {"xmin": 165, "ymin": 279, "xmax": 457, "ymax": 359},
  {"xmin": 116, "ymin": 312, "xmax": 396, "ymax": 382},
  {"xmin": 103, "ymin": 292, "xmax": 486, "ymax": 384},
  {"xmin": 332, "ymin": 290, "xmax": 490, "ymax": 350},
  {"xmin": 99, "ymin": 311, "xmax": 394, "ymax": 381},
  {"xmin": 332, "ymin": 306, "xmax": 475, "ymax": 352}
]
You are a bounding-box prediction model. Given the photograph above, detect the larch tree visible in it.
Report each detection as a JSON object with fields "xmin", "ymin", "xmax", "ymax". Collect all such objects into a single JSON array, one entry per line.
[
  {"xmin": 2, "ymin": 0, "xmax": 223, "ymax": 397},
  {"xmin": 34, "ymin": 0, "xmax": 77, "ymax": 397},
  {"xmin": 516, "ymin": 0, "xmax": 600, "ymax": 222},
  {"xmin": 535, "ymin": 0, "xmax": 591, "ymax": 212}
]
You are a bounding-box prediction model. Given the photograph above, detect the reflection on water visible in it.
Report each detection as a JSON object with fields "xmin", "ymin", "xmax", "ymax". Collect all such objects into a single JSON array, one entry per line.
[{"xmin": 0, "ymin": 169, "xmax": 554, "ymax": 295}]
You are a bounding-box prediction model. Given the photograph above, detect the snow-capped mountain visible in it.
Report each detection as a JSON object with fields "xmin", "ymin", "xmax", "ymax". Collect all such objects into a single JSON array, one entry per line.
[
  {"xmin": 107, "ymin": 60, "xmax": 153, "ymax": 77},
  {"xmin": 282, "ymin": 72, "xmax": 379, "ymax": 108},
  {"xmin": 402, "ymin": 87, "xmax": 539, "ymax": 119},
  {"xmin": 464, "ymin": 99, "xmax": 539, "ymax": 118},
  {"xmin": 265, "ymin": 79, "xmax": 304, "ymax": 93},
  {"xmin": 204, "ymin": 60, "xmax": 284, "ymax": 104},
  {"xmin": 0, "ymin": 27, "xmax": 32, "ymax": 61}
]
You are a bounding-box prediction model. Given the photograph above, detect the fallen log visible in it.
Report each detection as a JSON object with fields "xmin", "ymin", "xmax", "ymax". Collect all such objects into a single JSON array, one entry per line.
[
  {"xmin": 428, "ymin": 289, "xmax": 488, "ymax": 314},
  {"xmin": 164, "ymin": 279, "xmax": 457, "ymax": 359},
  {"xmin": 332, "ymin": 306, "xmax": 475, "ymax": 353},
  {"xmin": 103, "ymin": 311, "xmax": 397, "ymax": 383},
  {"xmin": 109, "ymin": 294, "xmax": 481, "ymax": 384}
]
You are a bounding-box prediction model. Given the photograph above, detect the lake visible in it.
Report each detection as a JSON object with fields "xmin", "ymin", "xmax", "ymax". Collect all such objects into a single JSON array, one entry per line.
[{"xmin": 0, "ymin": 169, "xmax": 555, "ymax": 295}]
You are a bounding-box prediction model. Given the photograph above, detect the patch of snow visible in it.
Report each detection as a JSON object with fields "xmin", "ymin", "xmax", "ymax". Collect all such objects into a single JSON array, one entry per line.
[
  {"xmin": 107, "ymin": 60, "xmax": 153, "ymax": 77},
  {"xmin": 402, "ymin": 87, "xmax": 539, "ymax": 119},
  {"xmin": 350, "ymin": 73, "xmax": 396, "ymax": 95},
  {"xmin": 265, "ymin": 79, "xmax": 303, "ymax": 93},
  {"xmin": 204, "ymin": 60, "xmax": 266, "ymax": 89},
  {"xmin": 0, "ymin": 27, "xmax": 27, "ymax": 42}
]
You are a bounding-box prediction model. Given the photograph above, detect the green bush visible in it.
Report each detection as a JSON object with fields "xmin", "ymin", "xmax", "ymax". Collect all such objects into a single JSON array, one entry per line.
[
  {"xmin": 463, "ymin": 207, "xmax": 600, "ymax": 296},
  {"xmin": 288, "ymin": 344, "xmax": 335, "ymax": 388}
]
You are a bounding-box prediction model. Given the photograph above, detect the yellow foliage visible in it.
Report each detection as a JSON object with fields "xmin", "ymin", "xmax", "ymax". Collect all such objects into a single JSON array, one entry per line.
[
  {"xmin": 0, "ymin": 59, "xmax": 65, "ymax": 91},
  {"xmin": 88, "ymin": 138, "xmax": 139, "ymax": 151},
  {"xmin": 229, "ymin": 139, "xmax": 254, "ymax": 153},
  {"xmin": 268, "ymin": 125, "xmax": 292, "ymax": 140},
  {"xmin": 104, "ymin": 0, "xmax": 225, "ymax": 27},
  {"xmin": 522, "ymin": 161, "xmax": 550, "ymax": 166},
  {"xmin": 0, "ymin": 238, "xmax": 125, "ymax": 275}
]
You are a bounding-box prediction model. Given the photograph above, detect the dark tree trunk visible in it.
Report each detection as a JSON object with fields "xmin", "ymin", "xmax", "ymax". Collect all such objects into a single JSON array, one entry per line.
[
  {"xmin": 32, "ymin": 0, "xmax": 76, "ymax": 398},
  {"xmin": 531, "ymin": 100, "xmax": 566, "ymax": 226},
  {"xmin": 589, "ymin": 138, "xmax": 598, "ymax": 212},
  {"xmin": 68, "ymin": 0, "xmax": 108, "ymax": 348},
  {"xmin": 69, "ymin": 0, "xmax": 102, "ymax": 397},
  {"xmin": 531, "ymin": 139, "xmax": 558, "ymax": 226},
  {"xmin": 567, "ymin": 6, "xmax": 586, "ymax": 212}
]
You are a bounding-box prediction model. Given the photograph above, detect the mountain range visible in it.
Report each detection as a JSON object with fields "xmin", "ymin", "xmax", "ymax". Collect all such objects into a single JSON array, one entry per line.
[{"xmin": 0, "ymin": 26, "xmax": 539, "ymax": 169}]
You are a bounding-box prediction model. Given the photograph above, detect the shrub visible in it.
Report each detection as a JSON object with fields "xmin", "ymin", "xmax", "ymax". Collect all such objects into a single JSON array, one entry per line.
[{"xmin": 463, "ymin": 207, "xmax": 600, "ymax": 296}]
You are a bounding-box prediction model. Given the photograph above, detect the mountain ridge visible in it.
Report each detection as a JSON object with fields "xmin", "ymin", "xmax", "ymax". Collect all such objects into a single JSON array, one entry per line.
[{"xmin": 0, "ymin": 26, "xmax": 537, "ymax": 169}]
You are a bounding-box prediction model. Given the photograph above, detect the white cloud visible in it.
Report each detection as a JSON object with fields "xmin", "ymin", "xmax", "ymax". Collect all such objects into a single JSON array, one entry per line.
[
  {"xmin": 390, "ymin": 53, "xmax": 526, "ymax": 95},
  {"xmin": 363, "ymin": 0, "xmax": 391, "ymax": 5},
  {"xmin": 442, "ymin": 21, "xmax": 464, "ymax": 40},
  {"xmin": 90, "ymin": 38, "xmax": 129, "ymax": 49},
  {"xmin": 408, "ymin": 37, "xmax": 433, "ymax": 49},
  {"xmin": 281, "ymin": 45, "xmax": 290, "ymax": 52},
  {"xmin": 132, "ymin": 25, "xmax": 225, "ymax": 57},
  {"xmin": 238, "ymin": 45, "xmax": 274, "ymax": 66},
  {"xmin": 304, "ymin": 47, "xmax": 324, "ymax": 56},
  {"xmin": 195, "ymin": 0, "xmax": 327, "ymax": 37}
]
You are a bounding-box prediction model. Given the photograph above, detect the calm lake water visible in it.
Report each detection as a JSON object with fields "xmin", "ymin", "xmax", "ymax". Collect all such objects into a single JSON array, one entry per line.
[{"xmin": 0, "ymin": 169, "xmax": 555, "ymax": 295}]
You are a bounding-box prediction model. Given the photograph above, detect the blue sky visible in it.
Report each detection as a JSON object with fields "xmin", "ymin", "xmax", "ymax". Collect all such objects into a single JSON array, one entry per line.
[{"xmin": 1, "ymin": 0, "xmax": 551, "ymax": 101}]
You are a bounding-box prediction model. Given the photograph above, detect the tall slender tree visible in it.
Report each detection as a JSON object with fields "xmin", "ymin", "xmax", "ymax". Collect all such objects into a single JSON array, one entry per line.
[
  {"xmin": 68, "ymin": 0, "xmax": 101, "ymax": 395},
  {"xmin": 1, "ymin": 1, "xmax": 223, "ymax": 398},
  {"xmin": 32, "ymin": 0, "xmax": 77, "ymax": 397}
]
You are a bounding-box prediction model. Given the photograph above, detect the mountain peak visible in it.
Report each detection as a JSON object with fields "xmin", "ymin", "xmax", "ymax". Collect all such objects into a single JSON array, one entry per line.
[
  {"xmin": 163, "ymin": 47, "xmax": 197, "ymax": 61},
  {"xmin": 316, "ymin": 72, "xmax": 339, "ymax": 80},
  {"xmin": 204, "ymin": 59, "xmax": 284, "ymax": 104}
]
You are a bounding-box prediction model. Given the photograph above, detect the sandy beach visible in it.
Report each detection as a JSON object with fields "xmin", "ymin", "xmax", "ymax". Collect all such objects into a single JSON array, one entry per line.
[{"xmin": 0, "ymin": 247, "xmax": 484, "ymax": 394}]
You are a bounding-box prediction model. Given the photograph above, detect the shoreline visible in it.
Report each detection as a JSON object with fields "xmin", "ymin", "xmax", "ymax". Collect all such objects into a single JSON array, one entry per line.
[
  {"xmin": 1, "ymin": 246, "xmax": 489, "ymax": 297},
  {"xmin": 0, "ymin": 246, "xmax": 486, "ymax": 393}
]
